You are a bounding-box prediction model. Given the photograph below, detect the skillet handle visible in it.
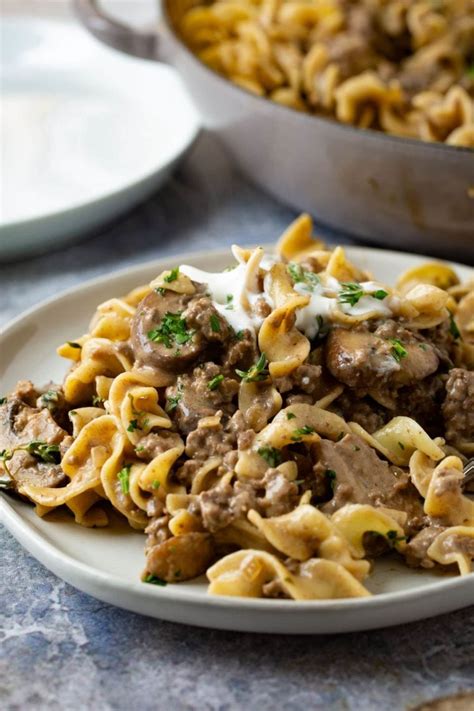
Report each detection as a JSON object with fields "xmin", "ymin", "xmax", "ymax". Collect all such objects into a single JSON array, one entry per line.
[{"xmin": 74, "ymin": 0, "xmax": 165, "ymax": 62}]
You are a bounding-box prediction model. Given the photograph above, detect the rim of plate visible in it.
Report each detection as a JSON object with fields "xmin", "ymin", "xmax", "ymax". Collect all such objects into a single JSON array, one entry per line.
[
  {"xmin": 1, "ymin": 243, "xmax": 473, "ymax": 611},
  {"xmin": 0, "ymin": 16, "xmax": 200, "ymax": 230}
]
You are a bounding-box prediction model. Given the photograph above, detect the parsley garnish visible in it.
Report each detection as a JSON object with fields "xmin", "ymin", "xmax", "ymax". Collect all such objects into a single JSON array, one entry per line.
[
  {"xmin": 166, "ymin": 390, "xmax": 182, "ymax": 412},
  {"xmin": 210, "ymin": 314, "xmax": 221, "ymax": 333},
  {"xmin": 257, "ymin": 446, "xmax": 282, "ymax": 468},
  {"xmin": 118, "ymin": 464, "xmax": 131, "ymax": 494},
  {"xmin": 291, "ymin": 425, "xmax": 315, "ymax": 442},
  {"xmin": 386, "ymin": 530, "xmax": 407, "ymax": 545},
  {"xmin": 164, "ymin": 267, "xmax": 179, "ymax": 283},
  {"xmin": 67, "ymin": 341, "xmax": 82, "ymax": 349},
  {"xmin": 148, "ymin": 312, "xmax": 194, "ymax": 349},
  {"xmin": 338, "ymin": 283, "xmax": 364, "ymax": 306},
  {"xmin": 25, "ymin": 441, "xmax": 61, "ymax": 464},
  {"xmin": 418, "ymin": 343, "xmax": 429, "ymax": 351},
  {"xmin": 92, "ymin": 395, "xmax": 104, "ymax": 407},
  {"xmin": 373, "ymin": 289, "xmax": 388, "ymax": 300},
  {"xmin": 225, "ymin": 295, "xmax": 234, "ymax": 310},
  {"xmin": 143, "ymin": 574, "xmax": 167, "ymax": 586},
  {"xmin": 236, "ymin": 353, "xmax": 268, "ymax": 382},
  {"xmin": 208, "ymin": 374, "xmax": 224, "ymax": 391},
  {"xmin": 40, "ymin": 390, "xmax": 60, "ymax": 407},
  {"xmin": 325, "ymin": 469, "xmax": 337, "ymax": 491},
  {"xmin": 155, "ymin": 287, "xmax": 165, "ymax": 296},
  {"xmin": 127, "ymin": 419, "xmax": 139, "ymax": 433},
  {"xmin": 235, "ymin": 330, "xmax": 245, "ymax": 341},
  {"xmin": 151, "ymin": 480, "xmax": 161, "ymax": 490},
  {"xmin": 286, "ymin": 412, "xmax": 296, "ymax": 420},
  {"xmin": 288, "ymin": 263, "xmax": 320, "ymax": 290},
  {"xmin": 135, "ymin": 445, "xmax": 145, "ymax": 453},
  {"xmin": 448, "ymin": 312, "xmax": 461, "ymax": 340},
  {"xmin": 390, "ymin": 338, "xmax": 408, "ymax": 362}
]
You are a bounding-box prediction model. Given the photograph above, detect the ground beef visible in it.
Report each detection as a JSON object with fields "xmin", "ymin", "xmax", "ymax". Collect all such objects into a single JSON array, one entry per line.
[
  {"xmin": 404, "ymin": 526, "xmax": 445, "ymax": 569},
  {"xmin": 442, "ymin": 369, "xmax": 474, "ymax": 447},
  {"xmin": 144, "ymin": 511, "xmax": 170, "ymax": 552},
  {"xmin": 135, "ymin": 431, "xmax": 183, "ymax": 460},
  {"xmin": 273, "ymin": 364, "xmax": 323, "ymax": 401},
  {"xmin": 396, "ymin": 374, "xmax": 446, "ymax": 437},
  {"xmin": 168, "ymin": 362, "xmax": 239, "ymax": 436},
  {"xmin": 221, "ymin": 330, "xmax": 257, "ymax": 372},
  {"xmin": 191, "ymin": 468, "xmax": 298, "ymax": 532},
  {"xmin": 184, "ymin": 297, "xmax": 231, "ymax": 343},
  {"xmin": 333, "ymin": 393, "xmax": 388, "ymax": 433}
]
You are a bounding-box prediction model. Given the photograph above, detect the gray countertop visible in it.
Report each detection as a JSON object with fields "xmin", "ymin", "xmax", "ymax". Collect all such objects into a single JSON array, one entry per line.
[{"xmin": 1, "ymin": 133, "xmax": 473, "ymax": 711}]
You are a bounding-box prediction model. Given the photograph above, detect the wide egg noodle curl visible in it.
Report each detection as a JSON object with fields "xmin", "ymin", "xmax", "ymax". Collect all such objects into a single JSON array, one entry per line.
[
  {"xmin": 236, "ymin": 403, "xmax": 350, "ymax": 478},
  {"xmin": 427, "ymin": 527, "xmax": 474, "ymax": 576},
  {"xmin": 100, "ymin": 436, "xmax": 148, "ymax": 529},
  {"xmin": 423, "ymin": 456, "xmax": 474, "ymax": 527},
  {"xmin": 88, "ymin": 298, "xmax": 136, "ymax": 342},
  {"xmin": 248, "ymin": 505, "xmax": 370, "ymax": 581},
  {"xmin": 19, "ymin": 415, "xmax": 121, "ymax": 511},
  {"xmin": 275, "ymin": 213, "xmax": 326, "ymax": 262},
  {"xmin": 351, "ymin": 416, "xmax": 445, "ymax": 467},
  {"xmin": 61, "ymin": 338, "xmax": 133, "ymax": 404},
  {"xmin": 207, "ymin": 549, "xmax": 370, "ymax": 600},
  {"xmin": 331, "ymin": 504, "xmax": 408, "ymax": 557},
  {"xmin": 258, "ymin": 262, "xmax": 310, "ymax": 377},
  {"xmin": 108, "ymin": 370, "xmax": 173, "ymax": 447},
  {"xmin": 238, "ymin": 380, "xmax": 282, "ymax": 432},
  {"xmin": 138, "ymin": 445, "xmax": 186, "ymax": 503}
]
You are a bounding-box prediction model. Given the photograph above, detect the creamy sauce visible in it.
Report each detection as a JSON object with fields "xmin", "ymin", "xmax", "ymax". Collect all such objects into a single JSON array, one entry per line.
[{"xmin": 180, "ymin": 251, "xmax": 393, "ymax": 338}]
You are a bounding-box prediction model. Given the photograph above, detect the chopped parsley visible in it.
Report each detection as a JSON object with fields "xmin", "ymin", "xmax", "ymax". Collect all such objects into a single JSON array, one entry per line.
[
  {"xmin": 164, "ymin": 267, "xmax": 179, "ymax": 283},
  {"xmin": 67, "ymin": 341, "xmax": 82, "ymax": 349},
  {"xmin": 291, "ymin": 425, "xmax": 315, "ymax": 442},
  {"xmin": 92, "ymin": 395, "xmax": 104, "ymax": 407},
  {"xmin": 147, "ymin": 312, "xmax": 194, "ymax": 349},
  {"xmin": 225, "ymin": 295, "xmax": 234, "ymax": 310},
  {"xmin": 325, "ymin": 469, "xmax": 337, "ymax": 491},
  {"xmin": 339, "ymin": 283, "xmax": 388, "ymax": 307},
  {"xmin": 448, "ymin": 312, "xmax": 461, "ymax": 340},
  {"xmin": 338, "ymin": 283, "xmax": 364, "ymax": 307},
  {"xmin": 257, "ymin": 446, "xmax": 282, "ymax": 468},
  {"xmin": 25, "ymin": 441, "xmax": 61, "ymax": 464},
  {"xmin": 234, "ymin": 330, "xmax": 245, "ymax": 341},
  {"xmin": 127, "ymin": 419, "xmax": 139, "ymax": 433},
  {"xmin": 314, "ymin": 315, "xmax": 330, "ymax": 343},
  {"xmin": 418, "ymin": 343, "xmax": 429, "ymax": 351},
  {"xmin": 390, "ymin": 338, "xmax": 408, "ymax": 362},
  {"xmin": 143, "ymin": 574, "xmax": 167, "ymax": 586},
  {"xmin": 40, "ymin": 390, "xmax": 60, "ymax": 407},
  {"xmin": 210, "ymin": 314, "xmax": 221, "ymax": 333},
  {"xmin": 386, "ymin": 529, "xmax": 407, "ymax": 546},
  {"xmin": 286, "ymin": 412, "xmax": 296, "ymax": 420},
  {"xmin": 208, "ymin": 374, "xmax": 224, "ymax": 391},
  {"xmin": 288, "ymin": 263, "xmax": 320, "ymax": 290},
  {"xmin": 166, "ymin": 390, "xmax": 182, "ymax": 412},
  {"xmin": 236, "ymin": 353, "xmax": 268, "ymax": 383},
  {"xmin": 118, "ymin": 464, "xmax": 131, "ymax": 494},
  {"xmin": 151, "ymin": 479, "xmax": 161, "ymax": 490},
  {"xmin": 135, "ymin": 445, "xmax": 145, "ymax": 453},
  {"xmin": 155, "ymin": 287, "xmax": 166, "ymax": 296}
]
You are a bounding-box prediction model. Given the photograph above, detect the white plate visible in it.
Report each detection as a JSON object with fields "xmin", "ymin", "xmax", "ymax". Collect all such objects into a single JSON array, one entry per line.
[
  {"xmin": 0, "ymin": 17, "xmax": 199, "ymax": 259},
  {"xmin": 1, "ymin": 246, "xmax": 473, "ymax": 633}
]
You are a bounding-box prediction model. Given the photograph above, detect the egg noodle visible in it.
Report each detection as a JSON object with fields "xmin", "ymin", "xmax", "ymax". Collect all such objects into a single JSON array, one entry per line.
[
  {"xmin": 1, "ymin": 214, "xmax": 473, "ymax": 599},
  {"xmin": 173, "ymin": 0, "xmax": 474, "ymax": 147}
]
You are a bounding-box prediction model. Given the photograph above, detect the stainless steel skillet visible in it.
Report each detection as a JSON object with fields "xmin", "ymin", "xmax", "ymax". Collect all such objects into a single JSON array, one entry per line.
[{"xmin": 75, "ymin": 0, "xmax": 474, "ymax": 259}]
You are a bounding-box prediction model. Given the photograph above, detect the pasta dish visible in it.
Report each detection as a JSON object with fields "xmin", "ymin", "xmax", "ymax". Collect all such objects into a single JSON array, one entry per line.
[
  {"xmin": 174, "ymin": 0, "xmax": 474, "ymax": 147},
  {"xmin": 1, "ymin": 214, "xmax": 473, "ymax": 600}
]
